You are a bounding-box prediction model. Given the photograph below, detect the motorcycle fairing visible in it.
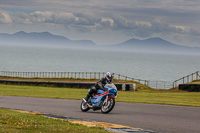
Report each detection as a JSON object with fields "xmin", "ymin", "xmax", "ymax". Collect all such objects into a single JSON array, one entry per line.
[{"xmin": 91, "ymin": 90, "xmax": 108, "ymax": 106}]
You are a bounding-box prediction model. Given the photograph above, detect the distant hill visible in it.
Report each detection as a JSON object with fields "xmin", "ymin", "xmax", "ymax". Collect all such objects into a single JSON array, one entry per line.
[
  {"xmin": 0, "ymin": 31, "xmax": 96, "ymax": 47},
  {"xmin": 0, "ymin": 31, "xmax": 200, "ymax": 55},
  {"xmin": 113, "ymin": 37, "xmax": 200, "ymax": 54},
  {"xmin": 116, "ymin": 37, "xmax": 182, "ymax": 48}
]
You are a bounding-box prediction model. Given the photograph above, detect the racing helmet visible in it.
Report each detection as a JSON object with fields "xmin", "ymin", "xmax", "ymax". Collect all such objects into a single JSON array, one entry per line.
[{"xmin": 105, "ymin": 72, "xmax": 113, "ymax": 83}]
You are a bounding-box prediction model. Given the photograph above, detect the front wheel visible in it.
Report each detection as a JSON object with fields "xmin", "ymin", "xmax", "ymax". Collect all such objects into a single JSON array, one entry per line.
[
  {"xmin": 80, "ymin": 100, "xmax": 90, "ymax": 112},
  {"xmin": 101, "ymin": 98, "xmax": 115, "ymax": 114}
]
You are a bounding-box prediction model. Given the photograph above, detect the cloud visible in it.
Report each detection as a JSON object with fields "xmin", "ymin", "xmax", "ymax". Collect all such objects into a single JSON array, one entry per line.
[
  {"xmin": 0, "ymin": 10, "xmax": 12, "ymax": 24},
  {"xmin": 30, "ymin": 11, "xmax": 77, "ymax": 24},
  {"xmin": 0, "ymin": 0, "xmax": 200, "ymax": 46},
  {"xmin": 9, "ymin": 10, "xmax": 103, "ymax": 32},
  {"xmin": 4, "ymin": 9, "xmax": 199, "ymax": 38}
]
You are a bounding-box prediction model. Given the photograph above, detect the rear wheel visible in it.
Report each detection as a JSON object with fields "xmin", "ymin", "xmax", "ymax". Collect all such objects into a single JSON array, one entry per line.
[
  {"xmin": 80, "ymin": 100, "xmax": 90, "ymax": 112},
  {"xmin": 101, "ymin": 98, "xmax": 115, "ymax": 114}
]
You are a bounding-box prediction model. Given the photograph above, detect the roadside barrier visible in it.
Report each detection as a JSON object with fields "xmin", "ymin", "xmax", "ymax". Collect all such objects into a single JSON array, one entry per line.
[
  {"xmin": 0, "ymin": 80, "xmax": 134, "ymax": 91},
  {"xmin": 147, "ymin": 81, "xmax": 173, "ymax": 89},
  {"xmin": 0, "ymin": 71, "xmax": 148, "ymax": 85},
  {"xmin": 1, "ymin": 71, "xmax": 199, "ymax": 89},
  {"xmin": 173, "ymin": 71, "xmax": 200, "ymax": 88}
]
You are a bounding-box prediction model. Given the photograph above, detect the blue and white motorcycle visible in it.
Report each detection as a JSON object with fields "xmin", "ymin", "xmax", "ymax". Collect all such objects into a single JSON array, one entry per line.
[{"xmin": 81, "ymin": 83, "xmax": 117, "ymax": 114}]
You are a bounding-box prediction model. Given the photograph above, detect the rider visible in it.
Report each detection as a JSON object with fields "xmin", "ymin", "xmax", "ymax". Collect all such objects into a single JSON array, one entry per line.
[{"xmin": 84, "ymin": 72, "xmax": 113, "ymax": 102}]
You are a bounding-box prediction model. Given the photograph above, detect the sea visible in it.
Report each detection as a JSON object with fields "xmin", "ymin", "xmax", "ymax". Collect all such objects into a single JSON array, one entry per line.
[{"xmin": 1, "ymin": 45, "xmax": 200, "ymax": 83}]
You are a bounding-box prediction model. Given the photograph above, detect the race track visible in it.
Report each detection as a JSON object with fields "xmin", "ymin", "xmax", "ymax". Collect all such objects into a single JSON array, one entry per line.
[{"xmin": 1, "ymin": 95, "xmax": 200, "ymax": 133}]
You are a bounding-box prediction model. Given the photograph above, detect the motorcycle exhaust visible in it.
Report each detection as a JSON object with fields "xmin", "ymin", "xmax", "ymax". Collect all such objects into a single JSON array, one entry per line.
[
  {"xmin": 82, "ymin": 98, "xmax": 93, "ymax": 108},
  {"xmin": 82, "ymin": 98, "xmax": 87, "ymax": 102}
]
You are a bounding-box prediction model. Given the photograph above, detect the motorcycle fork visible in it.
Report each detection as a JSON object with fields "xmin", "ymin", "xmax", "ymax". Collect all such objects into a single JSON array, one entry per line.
[{"xmin": 103, "ymin": 95, "xmax": 108, "ymax": 106}]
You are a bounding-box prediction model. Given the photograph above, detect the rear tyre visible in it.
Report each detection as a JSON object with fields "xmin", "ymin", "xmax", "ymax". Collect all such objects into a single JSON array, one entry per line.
[
  {"xmin": 80, "ymin": 100, "xmax": 90, "ymax": 112},
  {"xmin": 101, "ymin": 98, "xmax": 115, "ymax": 114}
]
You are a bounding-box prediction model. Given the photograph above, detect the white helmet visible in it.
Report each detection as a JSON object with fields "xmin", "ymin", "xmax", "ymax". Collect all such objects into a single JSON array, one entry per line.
[{"xmin": 105, "ymin": 72, "xmax": 113, "ymax": 83}]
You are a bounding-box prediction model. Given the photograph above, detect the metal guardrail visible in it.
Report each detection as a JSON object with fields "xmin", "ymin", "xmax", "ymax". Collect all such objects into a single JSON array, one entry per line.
[
  {"xmin": 0, "ymin": 80, "xmax": 134, "ymax": 91},
  {"xmin": 173, "ymin": 71, "xmax": 200, "ymax": 88},
  {"xmin": 0, "ymin": 71, "xmax": 148, "ymax": 86},
  {"xmin": 3, "ymin": 71, "xmax": 199, "ymax": 89},
  {"xmin": 147, "ymin": 81, "xmax": 173, "ymax": 89}
]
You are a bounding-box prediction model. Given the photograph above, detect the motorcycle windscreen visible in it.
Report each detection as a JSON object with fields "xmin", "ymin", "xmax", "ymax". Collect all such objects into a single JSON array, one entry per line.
[{"xmin": 105, "ymin": 83, "xmax": 117, "ymax": 90}]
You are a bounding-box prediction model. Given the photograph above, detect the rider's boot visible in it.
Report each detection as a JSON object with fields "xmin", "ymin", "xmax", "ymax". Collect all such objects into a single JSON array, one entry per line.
[
  {"xmin": 84, "ymin": 87, "xmax": 95, "ymax": 102},
  {"xmin": 84, "ymin": 94, "xmax": 90, "ymax": 102}
]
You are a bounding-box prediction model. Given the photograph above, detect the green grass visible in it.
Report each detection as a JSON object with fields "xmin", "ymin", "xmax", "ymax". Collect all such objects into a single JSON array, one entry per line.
[
  {"xmin": 188, "ymin": 79, "xmax": 200, "ymax": 84},
  {"xmin": 0, "ymin": 108, "xmax": 107, "ymax": 133},
  {"xmin": 0, "ymin": 84, "xmax": 87, "ymax": 99},
  {"xmin": 0, "ymin": 84, "xmax": 200, "ymax": 107},
  {"xmin": 117, "ymin": 91, "xmax": 200, "ymax": 107}
]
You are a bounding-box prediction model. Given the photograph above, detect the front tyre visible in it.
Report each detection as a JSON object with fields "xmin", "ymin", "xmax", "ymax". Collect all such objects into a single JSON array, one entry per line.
[
  {"xmin": 80, "ymin": 100, "xmax": 90, "ymax": 112},
  {"xmin": 101, "ymin": 98, "xmax": 115, "ymax": 114}
]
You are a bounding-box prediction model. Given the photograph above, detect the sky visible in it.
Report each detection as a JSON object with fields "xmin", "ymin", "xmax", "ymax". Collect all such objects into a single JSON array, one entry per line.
[{"xmin": 0, "ymin": 0, "xmax": 200, "ymax": 46}]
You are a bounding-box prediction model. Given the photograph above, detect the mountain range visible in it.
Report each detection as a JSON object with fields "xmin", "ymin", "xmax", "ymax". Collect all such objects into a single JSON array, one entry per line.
[
  {"xmin": 0, "ymin": 31, "xmax": 200, "ymax": 54},
  {"xmin": 113, "ymin": 37, "xmax": 200, "ymax": 54},
  {"xmin": 0, "ymin": 31, "xmax": 96, "ymax": 47}
]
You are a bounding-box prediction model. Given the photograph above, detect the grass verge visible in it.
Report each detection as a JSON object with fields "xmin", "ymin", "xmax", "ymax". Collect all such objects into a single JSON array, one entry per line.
[
  {"xmin": 0, "ymin": 108, "xmax": 107, "ymax": 133},
  {"xmin": 0, "ymin": 76, "xmax": 152, "ymax": 91},
  {"xmin": 0, "ymin": 84, "xmax": 200, "ymax": 107}
]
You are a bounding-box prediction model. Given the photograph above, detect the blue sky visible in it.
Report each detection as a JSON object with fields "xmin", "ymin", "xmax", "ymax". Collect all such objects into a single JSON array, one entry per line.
[{"xmin": 0, "ymin": 0, "xmax": 200, "ymax": 46}]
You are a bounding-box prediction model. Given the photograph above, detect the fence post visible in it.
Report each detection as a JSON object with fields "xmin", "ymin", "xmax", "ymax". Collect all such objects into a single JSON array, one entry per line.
[
  {"xmin": 199, "ymin": 71, "xmax": 200, "ymax": 79},
  {"xmin": 192, "ymin": 73, "xmax": 194, "ymax": 81}
]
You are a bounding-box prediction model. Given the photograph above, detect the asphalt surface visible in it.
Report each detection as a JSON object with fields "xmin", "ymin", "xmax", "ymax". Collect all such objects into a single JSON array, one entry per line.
[{"xmin": 1, "ymin": 95, "xmax": 200, "ymax": 133}]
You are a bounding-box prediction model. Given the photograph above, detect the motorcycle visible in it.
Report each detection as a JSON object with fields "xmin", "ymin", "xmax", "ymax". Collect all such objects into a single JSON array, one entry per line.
[{"xmin": 81, "ymin": 83, "xmax": 117, "ymax": 114}]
